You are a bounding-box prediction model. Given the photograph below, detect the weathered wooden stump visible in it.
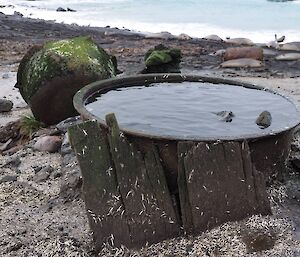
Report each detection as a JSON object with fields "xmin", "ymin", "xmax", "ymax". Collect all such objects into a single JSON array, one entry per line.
[{"xmin": 68, "ymin": 113, "xmax": 271, "ymax": 252}]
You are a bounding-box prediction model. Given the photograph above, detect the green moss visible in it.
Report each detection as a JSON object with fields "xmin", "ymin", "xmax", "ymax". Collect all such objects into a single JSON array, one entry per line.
[
  {"xmin": 20, "ymin": 36, "xmax": 117, "ymax": 102},
  {"xmin": 145, "ymin": 51, "xmax": 173, "ymax": 67},
  {"xmin": 144, "ymin": 45, "xmax": 182, "ymax": 67}
]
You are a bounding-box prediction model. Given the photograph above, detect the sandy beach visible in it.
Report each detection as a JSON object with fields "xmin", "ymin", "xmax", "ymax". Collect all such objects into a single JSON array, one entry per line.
[{"xmin": 1, "ymin": 11, "xmax": 300, "ymax": 256}]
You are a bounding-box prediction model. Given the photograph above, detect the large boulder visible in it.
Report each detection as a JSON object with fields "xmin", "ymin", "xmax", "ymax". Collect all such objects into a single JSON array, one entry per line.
[
  {"xmin": 224, "ymin": 47, "xmax": 263, "ymax": 61},
  {"xmin": 142, "ymin": 44, "xmax": 182, "ymax": 73},
  {"xmin": 16, "ymin": 36, "xmax": 117, "ymax": 125}
]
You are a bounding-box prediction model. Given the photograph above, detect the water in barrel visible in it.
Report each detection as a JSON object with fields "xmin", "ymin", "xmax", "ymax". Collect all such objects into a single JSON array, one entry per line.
[{"xmin": 85, "ymin": 82, "xmax": 300, "ymax": 139}]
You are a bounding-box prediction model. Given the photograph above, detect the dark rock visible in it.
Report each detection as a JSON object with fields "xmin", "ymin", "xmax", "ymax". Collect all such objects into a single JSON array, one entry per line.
[
  {"xmin": 1, "ymin": 156, "xmax": 21, "ymax": 168},
  {"xmin": 142, "ymin": 44, "xmax": 182, "ymax": 73},
  {"xmin": 33, "ymin": 169, "xmax": 50, "ymax": 183},
  {"xmin": 5, "ymin": 242, "xmax": 23, "ymax": 253},
  {"xmin": 59, "ymin": 172, "xmax": 82, "ymax": 202},
  {"xmin": 256, "ymin": 111, "xmax": 272, "ymax": 129},
  {"xmin": 53, "ymin": 171, "xmax": 62, "ymax": 178},
  {"xmin": 32, "ymin": 165, "xmax": 43, "ymax": 173},
  {"xmin": 0, "ymin": 98, "xmax": 13, "ymax": 112},
  {"xmin": 56, "ymin": 7, "xmax": 67, "ymax": 12},
  {"xmin": 33, "ymin": 136, "xmax": 62, "ymax": 153},
  {"xmin": 16, "ymin": 37, "xmax": 117, "ymax": 125},
  {"xmin": 0, "ymin": 120, "xmax": 21, "ymax": 143},
  {"xmin": 67, "ymin": 8, "xmax": 76, "ymax": 12},
  {"xmin": 0, "ymin": 175, "xmax": 18, "ymax": 183}
]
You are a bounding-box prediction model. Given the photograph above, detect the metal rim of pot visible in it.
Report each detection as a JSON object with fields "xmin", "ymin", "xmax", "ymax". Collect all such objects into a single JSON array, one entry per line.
[{"xmin": 73, "ymin": 73, "xmax": 300, "ymax": 142}]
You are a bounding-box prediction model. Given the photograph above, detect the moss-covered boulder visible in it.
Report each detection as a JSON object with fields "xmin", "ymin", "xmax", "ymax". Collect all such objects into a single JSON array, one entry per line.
[
  {"xmin": 142, "ymin": 44, "xmax": 182, "ymax": 73},
  {"xmin": 16, "ymin": 36, "xmax": 117, "ymax": 125}
]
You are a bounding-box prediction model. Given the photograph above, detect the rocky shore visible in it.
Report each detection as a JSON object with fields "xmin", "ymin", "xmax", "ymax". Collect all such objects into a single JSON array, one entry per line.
[{"xmin": 1, "ymin": 12, "xmax": 300, "ymax": 256}]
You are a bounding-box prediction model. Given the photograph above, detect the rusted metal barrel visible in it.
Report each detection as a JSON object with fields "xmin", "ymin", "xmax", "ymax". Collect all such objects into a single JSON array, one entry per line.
[{"xmin": 70, "ymin": 74, "xmax": 300, "ymax": 250}]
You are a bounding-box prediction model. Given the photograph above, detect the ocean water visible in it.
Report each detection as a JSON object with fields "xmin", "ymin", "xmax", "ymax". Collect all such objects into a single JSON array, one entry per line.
[{"xmin": 1, "ymin": 0, "xmax": 300, "ymax": 43}]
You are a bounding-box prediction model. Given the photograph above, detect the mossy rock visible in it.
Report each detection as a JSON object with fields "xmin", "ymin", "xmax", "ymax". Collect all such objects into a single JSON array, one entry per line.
[
  {"xmin": 16, "ymin": 37, "xmax": 117, "ymax": 125},
  {"xmin": 143, "ymin": 44, "xmax": 182, "ymax": 73}
]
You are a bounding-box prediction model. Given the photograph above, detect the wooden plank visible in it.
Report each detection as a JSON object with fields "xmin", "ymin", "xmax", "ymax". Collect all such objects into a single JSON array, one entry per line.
[
  {"xmin": 105, "ymin": 113, "xmax": 180, "ymax": 247},
  {"xmin": 177, "ymin": 141, "xmax": 194, "ymax": 234},
  {"xmin": 68, "ymin": 120, "xmax": 131, "ymax": 250},
  {"xmin": 178, "ymin": 140, "xmax": 271, "ymax": 234},
  {"xmin": 241, "ymin": 141, "xmax": 271, "ymax": 215}
]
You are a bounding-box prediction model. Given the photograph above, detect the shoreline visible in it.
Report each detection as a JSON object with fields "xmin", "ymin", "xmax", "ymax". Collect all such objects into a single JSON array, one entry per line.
[
  {"xmin": 0, "ymin": 12, "xmax": 300, "ymax": 257},
  {"xmin": 1, "ymin": 2, "xmax": 300, "ymax": 43}
]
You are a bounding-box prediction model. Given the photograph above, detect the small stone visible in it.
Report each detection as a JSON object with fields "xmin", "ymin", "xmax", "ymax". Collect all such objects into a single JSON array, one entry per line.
[
  {"xmin": 61, "ymin": 133, "xmax": 72, "ymax": 156},
  {"xmin": 33, "ymin": 171, "xmax": 50, "ymax": 183},
  {"xmin": 214, "ymin": 111, "xmax": 235, "ymax": 122},
  {"xmin": 0, "ymin": 175, "xmax": 18, "ymax": 184},
  {"xmin": 56, "ymin": 7, "xmax": 66, "ymax": 12},
  {"xmin": 6, "ymin": 242, "xmax": 23, "ymax": 253},
  {"xmin": 67, "ymin": 7, "xmax": 76, "ymax": 12},
  {"xmin": 1, "ymin": 156, "xmax": 21, "ymax": 168},
  {"xmin": 0, "ymin": 98, "xmax": 13, "ymax": 112},
  {"xmin": 256, "ymin": 111, "xmax": 272, "ymax": 129},
  {"xmin": 60, "ymin": 172, "xmax": 82, "ymax": 202},
  {"xmin": 33, "ymin": 136, "xmax": 62, "ymax": 153},
  {"xmin": 53, "ymin": 171, "xmax": 62, "ymax": 178},
  {"xmin": 40, "ymin": 165, "xmax": 54, "ymax": 174},
  {"xmin": 32, "ymin": 165, "xmax": 43, "ymax": 173}
]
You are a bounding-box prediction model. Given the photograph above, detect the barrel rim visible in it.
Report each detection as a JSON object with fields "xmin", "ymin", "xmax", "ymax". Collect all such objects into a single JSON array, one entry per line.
[{"xmin": 73, "ymin": 74, "xmax": 300, "ymax": 141}]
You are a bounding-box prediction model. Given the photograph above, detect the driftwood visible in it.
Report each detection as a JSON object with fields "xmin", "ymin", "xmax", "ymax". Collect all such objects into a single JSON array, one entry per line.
[{"xmin": 68, "ymin": 114, "xmax": 271, "ymax": 251}]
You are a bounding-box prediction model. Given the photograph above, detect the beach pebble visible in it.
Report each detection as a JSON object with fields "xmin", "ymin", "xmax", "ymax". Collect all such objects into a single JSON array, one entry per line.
[
  {"xmin": 204, "ymin": 34, "xmax": 223, "ymax": 41},
  {"xmin": 220, "ymin": 58, "xmax": 263, "ymax": 68},
  {"xmin": 224, "ymin": 47, "xmax": 263, "ymax": 61},
  {"xmin": 275, "ymin": 53, "xmax": 300, "ymax": 61},
  {"xmin": 0, "ymin": 98, "xmax": 13, "ymax": 112},
  {"xmin": 33, "ymin": 171, "xmax": 50, "ymax": 183},
  {"xmin": 59, "ymin": 172, "xmax": 82, "ymax": 202},
  {"xmin": 226, "ymin": 38, "xmax": 254, "ymax": 46},
  {"xmin": 0, "ymin": 175, "xmax": 18, "ymax": 184},
  {"xmin": 280, "ymin": 42, "xmax": 300, "ymax": 52},
  {"xmin": 256, "ymin": 111, "xmax": 272, "ymax": 129},
  {"xmin": 214, "ymin": 111, "xmax": 235, "ymax": 122},
  {"xmin": 33, "ymin": 136, "xmax": 62, "ymax": 153}
]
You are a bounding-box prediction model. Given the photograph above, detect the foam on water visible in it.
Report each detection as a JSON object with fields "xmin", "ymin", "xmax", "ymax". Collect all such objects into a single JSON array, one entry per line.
[
  {"xmin": 86, "ymin": 82, "xmax": 300, "ymax": 140},
  {"xmin": 1, "ymin": 0, "xmax": 300, "ymax": 43}
]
